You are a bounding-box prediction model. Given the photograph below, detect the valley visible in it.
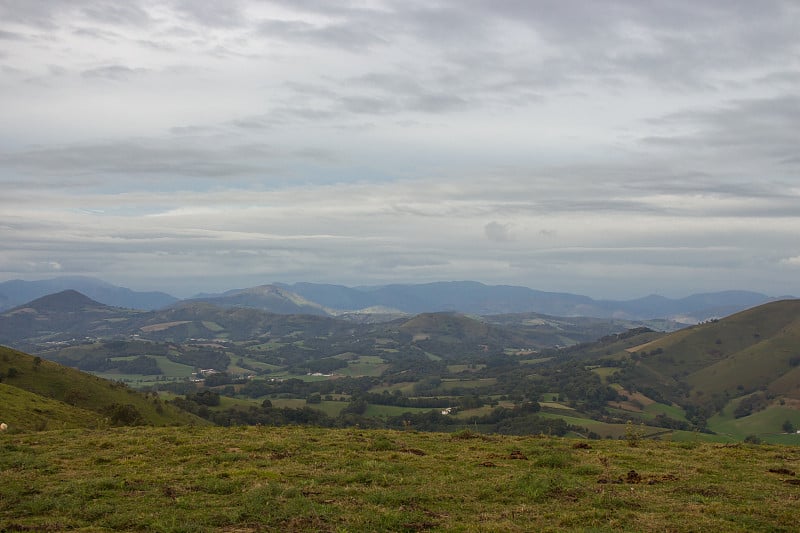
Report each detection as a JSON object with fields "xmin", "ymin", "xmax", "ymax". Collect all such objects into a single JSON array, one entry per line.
[{"xmin": 2, "ymin": 286, "xmax": 799, "ymax": 444}]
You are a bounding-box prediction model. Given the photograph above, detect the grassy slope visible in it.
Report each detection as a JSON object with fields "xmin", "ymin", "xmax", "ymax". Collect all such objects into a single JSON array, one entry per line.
[
  {"xmin": 632, "ymin": 300, "xmax": 800, "ymax": 402},
  {"xmin": 0, "ymin": 345, "xmax": 205, "ymax": 428},
  {"xmin": 2, "ymin": 425, "xmax": 799, "ymax": 532},
  {"xmin": 0, "ymin": 383, "xmax": 102, "ymax": 431}
]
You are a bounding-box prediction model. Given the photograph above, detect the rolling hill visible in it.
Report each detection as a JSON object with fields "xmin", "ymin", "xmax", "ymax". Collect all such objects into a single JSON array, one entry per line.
[
  {"xmin": 620, "ymin": 300, "xmax": 800, "ymax": 405},
  {"xmin": 554, "ymin": 299, "xmax": 800, "ymax": 438},
  {"xmin": 0, "ymin": 345, "xmax": 204, "ymax": 430}
]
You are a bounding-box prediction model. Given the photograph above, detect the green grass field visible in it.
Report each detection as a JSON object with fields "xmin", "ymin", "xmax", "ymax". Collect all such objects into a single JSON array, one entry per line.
[
  {"xmin": 708, "ymin": 403, "xmax": 800, "ymax": 444},
  {"xmin": 439, "ymin": 378, "xmax": 497, "ymax": 391},
  {"xmin": 2, "ymin": 425, "xmax": 799, "ymax": 532},
  {"xmin": 642, "ymin": 402, "xmax": 688, "ymax": 421},
  {"xmin": 364, "ymin": 404, "xmax": 435, "ymax": 418}
]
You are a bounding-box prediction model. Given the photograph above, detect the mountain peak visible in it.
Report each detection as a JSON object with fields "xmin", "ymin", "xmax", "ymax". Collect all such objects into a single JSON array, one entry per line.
[{"xmin": 21, "ymin": 290, "xmax": 107, "ymax": 312}]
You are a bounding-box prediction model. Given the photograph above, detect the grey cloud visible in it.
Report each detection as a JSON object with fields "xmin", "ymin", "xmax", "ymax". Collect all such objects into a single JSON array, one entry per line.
[
  {"xmin": 72, "ymin": 26, "xmax": 120, "ymax": 41},
  {"xmin": 258, "ymin": 19, "xmax": 386, "ymax": 51},
  {"xmin": 81, "ymin": 64, "xmax": 149, "ymax": 81},
  {"xmin": 170, "ymin": 0, "xmax": 247, "ymax": 28},
  {"xmin": 485, "ymin": 221, "xmax": 513, "ymax": 242},
  {"xmin": 0, "ymin": 0, "xmax": 153, "ymax": 29},
  {"xmin": 0, "ymin": 0, "xmax": 61, "ymax": 29},
  {"xmin": 229, "ymin": 107, "xmax": 342, "ymax": 130},
  {"xmin": 0, "ymin": 140, "xmax": 274, "ymax": 180},
  {"xmin": 410, "ymin": 93, "xmax": 468, "ymax": 113},
  {"xmin": 0, "ymin": 29, "xmax": 25, "ymax": 40},
  {"xmin": 341, "ymin": 96, "xmax": 395, "ymax": 115},
  {"xmin": 2, "ymin": 0, "xmax": 799, "ymax": 297},
  {"xmin": 80, "ymin": 2, "xmax": 153, "ymax": 27},
  {"xmin": 643, "ymin": 95, "xmax": 800, "ymax": 168}
]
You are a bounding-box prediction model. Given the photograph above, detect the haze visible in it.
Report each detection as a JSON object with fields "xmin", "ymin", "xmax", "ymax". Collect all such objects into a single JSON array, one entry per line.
[{"xmin": 1, "ymin": 1, "xmax": 799, "ymax": 299}]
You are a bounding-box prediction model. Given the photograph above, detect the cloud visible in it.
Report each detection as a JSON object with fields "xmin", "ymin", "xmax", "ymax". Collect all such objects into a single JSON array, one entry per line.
[
  {"xmin": 484, "ymin": 221, "xmax": 513, "ymax": 242},
  {"xmin": 81, "ymin": 64, "xmax": 149, "ymax": 81},
  {"xmin": 258, "ymin": 19, "xmax": 387, "ymax": 51},
  {"xmin": 0, "ymin": 0, "xmax": 799, "ymax": 298},
  {"xmin": 0, "ymin": 140, "xmax": 279, "ymax": 182}
]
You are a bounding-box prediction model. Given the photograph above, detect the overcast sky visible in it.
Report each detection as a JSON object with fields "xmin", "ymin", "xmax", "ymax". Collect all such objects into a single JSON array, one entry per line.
[{"xmin": 1, "ymin": 0, "xmax": 799, "ymax": 298}]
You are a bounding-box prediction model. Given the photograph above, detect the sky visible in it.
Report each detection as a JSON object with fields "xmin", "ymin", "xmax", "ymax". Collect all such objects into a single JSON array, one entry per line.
[{"xmin": 1, "ymin": 0, "xmax": 799, "ymax": 299}]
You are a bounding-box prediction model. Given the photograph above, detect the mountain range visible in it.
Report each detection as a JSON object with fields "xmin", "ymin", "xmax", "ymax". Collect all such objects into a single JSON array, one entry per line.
[
  {"xmin": 0, "ymin": 289, "xmax": 660, "ymax": 351},
  {"xmin": 0, "ymin": 276, "xmax": 791, "ymax": 322}
]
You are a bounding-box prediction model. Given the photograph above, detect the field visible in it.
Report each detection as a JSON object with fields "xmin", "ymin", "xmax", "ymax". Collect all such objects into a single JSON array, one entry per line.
[{"xmin": 2, "ymin": 426, "xmax": 799, "ymax": 532}]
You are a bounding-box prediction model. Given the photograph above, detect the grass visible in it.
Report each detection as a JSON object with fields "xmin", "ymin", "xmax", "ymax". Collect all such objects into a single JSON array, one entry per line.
[
  {"xmin": 439, "ymin": 378, "xmax": 497, "ymax": 391},
  {"xmin": 591, "ymin": 367, "xmax": 620, "ymax": 382},
  {"xmin": 1, "ymin": 425, "xmax": 799, "ymax": 532},
  {"xmin": 0, "ymin": 383, "xmax": 101, "ymax": 431},
  {"xmin": 0, "ymin": 346, "xmax": 203, "ymax": 427},
  {"xmin": 643, "ymin": 402, "xmax": 688, "ymax": 421},
  {"xmin": 708, "ymin": 404, "xmax": 800, "ymax": 444},
  {"xmin": 364, "ymin": 404, "xmax": 434, "ymax": 418}
]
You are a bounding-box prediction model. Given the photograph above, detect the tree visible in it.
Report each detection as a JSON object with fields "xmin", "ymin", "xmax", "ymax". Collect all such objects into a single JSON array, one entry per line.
[{"xmin": 782, "ymin": 420, "xmax": 795, "ymax": 433}]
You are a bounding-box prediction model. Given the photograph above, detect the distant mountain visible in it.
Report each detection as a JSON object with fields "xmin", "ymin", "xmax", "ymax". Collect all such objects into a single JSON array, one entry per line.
[
  {"xmin": 595, "ymin": 290, "xmax": 777, "ymax": 322},
  {"xmin": 0, "ymin": 290, "xmax": 143, "ymax": 347},
  {"xmin": 21, "ymin": 289, "xmax": 106, "ymax": 312},
  {"xmin": 0, "ymin": 276, "xmax": 177, "ymax": 311},
  {"xmin": 186, "ymin": 284, "xmax": 330, "ymax": 316},
  {"xmin": 3, "ymin": 278, "xmax": 785, "ymax": 321},
  {"xmin": 278, "ymin": 281, "xmax": 783, "ymax": 321}
]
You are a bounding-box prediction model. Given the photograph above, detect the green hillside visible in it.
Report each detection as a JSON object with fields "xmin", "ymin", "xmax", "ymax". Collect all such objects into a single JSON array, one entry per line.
[
  {"xmin": 0, "ymin": 345, "xmax": 205, "ymax": 428},
  {"xmin": 1, "ymin": 425, "xmax": 798, "ymax": 532},
  {"xmin": 0, "ymin": 383, "xmax": 101, "ymax": 431},
  {"xmin": 621, "ymin": 300, "xmax": 800, "ymax": 406}
]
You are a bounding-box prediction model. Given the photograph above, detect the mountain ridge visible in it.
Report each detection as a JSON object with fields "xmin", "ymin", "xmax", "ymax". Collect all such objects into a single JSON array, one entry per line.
[
  {"xmin": 0, "ymin": 276, "xmax": 792, "ymax": 322},
  {"xmin": 279, "ymin": 281, "xmax": 785, "ymax": 321}
]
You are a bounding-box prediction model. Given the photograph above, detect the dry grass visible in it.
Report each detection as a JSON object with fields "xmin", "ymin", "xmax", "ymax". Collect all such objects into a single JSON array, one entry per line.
[{"xmin": 2, "ymin": 426, "xmax": 799, "ymax": 532}]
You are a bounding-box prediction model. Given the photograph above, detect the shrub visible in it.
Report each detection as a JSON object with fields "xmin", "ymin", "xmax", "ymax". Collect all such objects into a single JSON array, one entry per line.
[{"xmin": 103, "ymin": 403, "xmax": 144, "ymax": 426}]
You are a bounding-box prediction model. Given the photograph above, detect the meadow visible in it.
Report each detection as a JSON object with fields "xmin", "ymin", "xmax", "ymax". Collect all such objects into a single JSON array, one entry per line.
[{"xmin": 1, "ymin": 425, "xmax": 798, "ymax": 532}]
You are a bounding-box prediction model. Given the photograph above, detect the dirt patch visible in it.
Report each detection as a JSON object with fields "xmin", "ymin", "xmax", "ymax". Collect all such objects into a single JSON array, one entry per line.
[
  {"xmin": 608, "ymin": 388, "xmax": 655, "ymax": 412},
  {"xmin": 572, "ymin": 442, "xmax": 591, "ymax": 449},
  {"xmin": 626, "ymin": 340, "xmax": 659, "ymax": 353},
  {"xmin": 140, "ymin": 321, "xmax": 190, "ymax": 332},
  {"xmin": 598, "ymin": 470, "xmax": 680, "ymax": 485},
  {"xmin": 270, "ymin": 451, "xmax": 291, "ymax": 460},
  {"xmin": 403, "ymin": 448, "xmax": 426, "ymax": 456},
  {"xmin": 509, "ymin": 450, "xmax": 528, "ymax": 460},
  {"xmin": 768, "ymin": 468, "xmax": 796, "ymax": 476},
  {"xmin": 2, "ymin": 525, "xmax": 65, "ymax": 532}
]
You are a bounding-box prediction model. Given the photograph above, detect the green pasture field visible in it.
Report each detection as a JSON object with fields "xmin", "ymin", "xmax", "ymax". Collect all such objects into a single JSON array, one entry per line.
[
  {"xmin": 642, "ymin": 402, "xmax": 689, "ymax": 421},
  {"xmin": 519, "ymin": 357, "xmax": 554, "ymax": 364},
  {"xmin": 336, "ymin": 355, "xmax": 390, "ymax": 377},
  {"xmin": 708, "ymin": 404, "xmax": 800, "ymax": 444},
  {"xmin": 2, "ymin": 425, "xmax": 799, "ymax": 532},
  {"xmin": 368, "ymin": 381, "xmax": 418, "ymax": 395},
  {"xmin": 591, "ymin": 366, "xmax": 620, "ymax": 382},
  {"xmin": 446, "ymin": 364, "xmax": 486, "ymax": 373},
  {"xmin": 439, "ymin": 378, "xmax": 497, "ymax": 391},
  {"xmin": 363, "ymin": 404, "xmax": 436, "ymax": 418},
  {"xmin": 201, "ymin": 321, "xmax": 224, "ymax": 332}
]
